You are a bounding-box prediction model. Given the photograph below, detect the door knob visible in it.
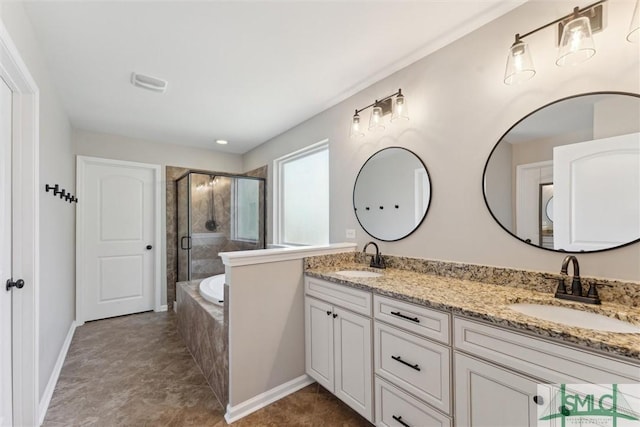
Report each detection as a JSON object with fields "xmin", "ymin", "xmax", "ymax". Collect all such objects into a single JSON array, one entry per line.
[
  {"xmin": 146, "ymin": 245, "xmax": 153, "ymax": 250},
  {"xmin": 6, "ymin": 278, "xmax": 25, "ymax": 291}
]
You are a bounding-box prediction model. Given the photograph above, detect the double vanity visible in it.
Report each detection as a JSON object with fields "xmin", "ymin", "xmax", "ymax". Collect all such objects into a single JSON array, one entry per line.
[{"xmin": 303, "ymin": 252, "xmax": 640, "ymax": 426}]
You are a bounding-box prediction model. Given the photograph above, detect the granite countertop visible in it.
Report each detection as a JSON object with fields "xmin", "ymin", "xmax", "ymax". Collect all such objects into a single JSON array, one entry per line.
[{"xmin": 305, "ymin": 262, "xmax": 640, "ymax": 361}]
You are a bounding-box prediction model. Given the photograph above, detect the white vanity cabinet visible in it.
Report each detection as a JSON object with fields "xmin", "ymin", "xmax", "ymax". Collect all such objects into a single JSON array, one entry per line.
[
  {"xmin": 453, "ymin": 317, "xmax": 640, "ymax": 427},
  {"xmin": 455, "ymin": 353, "xmax": 542, "ymax": 427},
  {"xmin": 373, "ymin": 295, "xmax": 452, "ymax": 427},
  {"xmin": 304, "ymin": 277, "xmax": 373, "ymax": 422}
]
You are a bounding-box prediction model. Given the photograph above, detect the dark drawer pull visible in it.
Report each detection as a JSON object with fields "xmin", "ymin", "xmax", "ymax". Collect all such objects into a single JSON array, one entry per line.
[
  {"xmin": 390, "ymin": 311, "xmax": 420, "ymax": 323},
  {"xmin": 391, "ymin": 355, "xmax": 421, "ymax": 371},
  {"xmin": 392, "ymin": 415, "xmax": 410, "ymax": 427}
]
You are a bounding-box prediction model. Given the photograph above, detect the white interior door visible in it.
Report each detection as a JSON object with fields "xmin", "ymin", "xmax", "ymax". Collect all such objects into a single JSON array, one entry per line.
[
  {"xmin": 78, "ymin": 157, "xmax": 159, "ymax": 322},
  {"xmin": 516, "ymin": 161, "xmax": 553, "ymax": 244},
  {"xmin": 554, "ymin": 134, "xmax": 640, "ymax": 251},
  {"xmin": 0, "ymin": 76, "xmax": 13, "ymax": 427}
]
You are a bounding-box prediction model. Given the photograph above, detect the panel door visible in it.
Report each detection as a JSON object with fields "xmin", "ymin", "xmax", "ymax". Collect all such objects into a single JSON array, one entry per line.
[
  {"xmin": 80, "ymin": 159, "xmax": 156, "ymax": 321},
  {"xmin": 305, "ymin": 297, "xmax": 334, "ymax": 392},
  {"xmin": 455, "ymin": 353, "xmax": 540, "ymax": 427},
  {"xmin": 334, "ymin": 306, "xmax": 373, "ymax": 422},
  {"xmin": 516, "ymin": 161, "xmax": 553, "ymax": 244},
  {"xmin": 554, "ymin": 133, "xmax": 640, "ymax": 251},
  {"xmin": 0, "ymin": 75, "xmax": 13, "ymax": 426}
]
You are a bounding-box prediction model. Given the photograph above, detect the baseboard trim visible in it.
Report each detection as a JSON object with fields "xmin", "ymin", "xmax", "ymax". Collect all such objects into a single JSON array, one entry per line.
[
  {"xmin": 157, "ymin": 304, "xmax": 168, "ymax": 312},
  {"xmin": 38, "ymin": 320, "xmax": 77, "ymax": 425},
  {"xmin": 224, "ymin": 375, "xmax": 314, "ymax": 423}
]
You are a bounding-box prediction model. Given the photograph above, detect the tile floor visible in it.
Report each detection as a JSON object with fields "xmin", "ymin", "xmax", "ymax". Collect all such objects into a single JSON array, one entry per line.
[{"xmin": 43, "ymin": 311, "xmax": 371, "ymax": 426}]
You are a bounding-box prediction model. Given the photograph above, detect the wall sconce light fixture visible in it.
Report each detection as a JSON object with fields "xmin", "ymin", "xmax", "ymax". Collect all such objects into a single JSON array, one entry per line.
[
  {"xmin": 504, "ymin": 0, "xmax": 607, "ymax": 85},
  {"xmin": 350, "ymin": 89, "xmax": 408, "ymax": 138}
]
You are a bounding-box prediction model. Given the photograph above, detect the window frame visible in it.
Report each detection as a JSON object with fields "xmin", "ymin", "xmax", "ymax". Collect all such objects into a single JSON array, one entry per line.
[{"xmin": 273, "ymin": 139, "xmax": 329, "ymax": 246}]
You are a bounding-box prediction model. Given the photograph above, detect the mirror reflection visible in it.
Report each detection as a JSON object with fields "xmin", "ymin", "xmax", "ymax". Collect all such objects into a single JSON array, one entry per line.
[
  {"xmin": 353, "ymin": 147, "xmax": 431, "ymax": 241},
  {"xmin": 484, "ymin": 93, "xmax": 640, "ymax": 252}
]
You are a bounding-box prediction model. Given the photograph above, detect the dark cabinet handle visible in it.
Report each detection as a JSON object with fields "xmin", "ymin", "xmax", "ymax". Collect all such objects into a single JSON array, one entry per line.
[
  {"xmin": 392, "ymin": 415, "xmax": 410, "ymax": 427},
  {"xmin": 391, "ymin": 355, "xmax": 420, "ymax": 371},
  {"xmin": 326, "ymin": 311, "xmax": 332, "ymax": 316},
  {"xmin": 533, "ymin": 395, "xmax": 544, "ymax": 405},
  {"xmin": 390, "ymin": 311, "xmax": 420, "ymax": 323},
  {"xmin": 333, "ymin": 313, "xmax": 338, "ymax": 318},
  {"xmin": 146, "ymin": 245, "xmax": 153, "ymax": 250}
]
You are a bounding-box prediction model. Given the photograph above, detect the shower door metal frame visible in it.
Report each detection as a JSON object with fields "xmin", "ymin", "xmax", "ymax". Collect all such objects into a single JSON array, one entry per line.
[
  {"xmin": 176, "ymin": 173, "xmax": 193, "ymax": 281},
  {"xmin": 176, "ymin": 170, "xmax": 267, "ymax": 282}
]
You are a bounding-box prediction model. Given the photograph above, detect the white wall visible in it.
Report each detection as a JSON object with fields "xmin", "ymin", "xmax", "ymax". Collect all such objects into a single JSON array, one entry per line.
[
  {"xmin": 226, "ymin": 259, "xmax": 305, "ymax": 406},
  {"xmin": 243, "ymin": 0, "xmax": 640, "ymax": 282},
  {"xmin": 0, "ymin": 3, "xmax": 75, "ymax": 401},
  {"xmin": 74, "ymin": 128, "xmax": 243, "ymax": 172},
  {"xmin": 74, "ymin": 129, "xmax": 244, "ymax": 304}
]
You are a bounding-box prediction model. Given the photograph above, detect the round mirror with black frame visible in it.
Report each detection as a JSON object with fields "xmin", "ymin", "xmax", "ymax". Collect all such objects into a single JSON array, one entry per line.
[
  {"xmin": 353, "ymin": 147, "xmax": 432, "ymax": 242},
  {"xmin": 483, "ymin": 92, "xmax": 640, "ymax": 253}
]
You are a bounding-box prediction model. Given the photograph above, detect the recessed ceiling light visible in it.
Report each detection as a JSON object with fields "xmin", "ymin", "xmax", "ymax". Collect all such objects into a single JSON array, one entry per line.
[{"xmin": 216, "ymin": 139, "xmax": 228, "ymax": 145}]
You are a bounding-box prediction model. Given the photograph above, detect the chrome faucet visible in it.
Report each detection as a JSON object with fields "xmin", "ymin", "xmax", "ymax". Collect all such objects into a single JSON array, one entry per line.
[
  {"xmin": 555, "ymin": 255, "xmax": 600, "ymax": 304},
  {"xmin": 363, "ymin": 242, "xmax": 386, "ymax": 269}
]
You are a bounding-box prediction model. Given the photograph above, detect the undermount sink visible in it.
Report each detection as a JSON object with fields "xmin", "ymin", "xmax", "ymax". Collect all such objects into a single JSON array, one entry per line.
[
  {"xmin": 508, "ymin": 304, "xmax": 640, "ymax": 333},
  {"xmin": 335, "ymin": 270, "xmax": 383, "ymax": 279}
]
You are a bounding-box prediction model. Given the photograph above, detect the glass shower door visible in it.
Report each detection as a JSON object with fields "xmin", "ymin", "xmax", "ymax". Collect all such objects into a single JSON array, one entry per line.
[{"xmin": 177, "ymin": 174, "xmax": 190, "ymax": 281}]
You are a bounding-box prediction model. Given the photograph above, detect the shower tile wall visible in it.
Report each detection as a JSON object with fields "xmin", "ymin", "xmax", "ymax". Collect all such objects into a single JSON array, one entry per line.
[{"xmin": 166, "ymin": 166, "xmax": 268, "ymax": 308}]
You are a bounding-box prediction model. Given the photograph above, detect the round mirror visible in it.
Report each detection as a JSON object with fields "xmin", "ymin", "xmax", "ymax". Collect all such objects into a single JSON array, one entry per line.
[
  {"xmin": 353, "ymin": 147, "xmax": 431, "ymax": 241},
  {"xmin": 483, "ymin": 92, "xmax": 640, "ymax": 253}
]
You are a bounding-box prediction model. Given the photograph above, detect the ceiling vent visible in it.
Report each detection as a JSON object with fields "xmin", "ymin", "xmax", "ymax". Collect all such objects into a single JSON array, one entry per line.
[{"xmin": 130, "ymin": 72, "xmax": 168, "ymax": 93}]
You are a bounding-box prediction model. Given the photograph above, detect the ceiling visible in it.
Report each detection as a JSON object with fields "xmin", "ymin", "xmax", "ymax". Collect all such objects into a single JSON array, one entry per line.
[{"xmin": 23, "ymin": 1, "xmax": 525, "ymax": 154}]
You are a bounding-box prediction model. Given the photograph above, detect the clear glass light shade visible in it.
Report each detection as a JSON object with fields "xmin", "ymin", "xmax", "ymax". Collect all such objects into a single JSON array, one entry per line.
[
  {"xmin": 628, "ymin": 0, "xmax": 640, "ymax": 42},
  {"xmin": 556, "ymin": 16, "xmax": 596, "ymax": 66},
  {"xmin": 350, "ymin": 113, "xmax": 365, "ymax": 138},
  {"xmin": 504, "ymin": 41, "xmax": 536, "ymax": 85},
  {"xmin": 368, "ymin": 106, "xmax": 385, "ymax": 132},
  {"xmin": 391, "ymin": 94, "xmax": 409, "ymax": 121}
]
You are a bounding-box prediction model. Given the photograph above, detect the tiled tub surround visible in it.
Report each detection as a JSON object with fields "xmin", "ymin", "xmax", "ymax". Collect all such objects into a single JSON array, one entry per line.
[
  {"xmin": 304, "ymin": 253, "xmax": 640, "ymax": 360},
  {"xmin": 176, "ymin": 280, "xmax": 229, "ymax": 407}
]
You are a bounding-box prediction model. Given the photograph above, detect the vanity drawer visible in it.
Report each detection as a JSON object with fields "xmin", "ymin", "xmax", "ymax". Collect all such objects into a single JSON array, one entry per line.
[
  {"xmin": 375, "ymin": 377, "xmax": 451, "ymax": 427},
  {"xmin": 454, "ymin": 317, "xmax": 640, "ymax": 384},
  {"xmin": 374, "ymin": 322, "xmax": 451, "ymax": 414},
  {"xmin": 374, "ymin": 295, "xmax": 450, "ymax": 344},
  {"xmin": 305, "ymin": 277, "xmax": 371, "ymax": 316}
]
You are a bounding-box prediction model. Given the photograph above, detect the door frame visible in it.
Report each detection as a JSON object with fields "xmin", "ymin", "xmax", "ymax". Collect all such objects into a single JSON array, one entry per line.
[
  {"xmin": 0, "ymin": 20, "xmax": 40, "ymax": 426},
  {"xmin": 76, "ymin": 156, "xmax": 162, "ymax": 324}
]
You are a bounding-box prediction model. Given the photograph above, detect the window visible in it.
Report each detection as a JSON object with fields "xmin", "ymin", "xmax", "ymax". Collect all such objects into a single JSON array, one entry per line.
[
  {"xmin": 232, "ymin": 178, "xmax": 260, "ymax": 242},
  {"xmin": 274, "ymin": 140, "xmax": 329, "ymax": 246}
]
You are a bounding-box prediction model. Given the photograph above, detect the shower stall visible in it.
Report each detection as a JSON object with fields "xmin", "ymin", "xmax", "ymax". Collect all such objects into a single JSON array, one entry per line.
[{"xmin": 176, "ymin": 171, "xmax": 266, "ymax": 281}]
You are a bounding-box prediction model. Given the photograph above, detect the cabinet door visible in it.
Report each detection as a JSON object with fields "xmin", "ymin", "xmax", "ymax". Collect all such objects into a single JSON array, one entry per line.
[
  {"xmin": 305, "ymin": 297, "xmax": 334, "ymax": 392},
  {"xmin": 334, "ymin": 306, "xmax": 373, "ymax": 422},
  {"xmin": 455, "ymin": 353, "xmax": 539, "ymax": 427}
]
